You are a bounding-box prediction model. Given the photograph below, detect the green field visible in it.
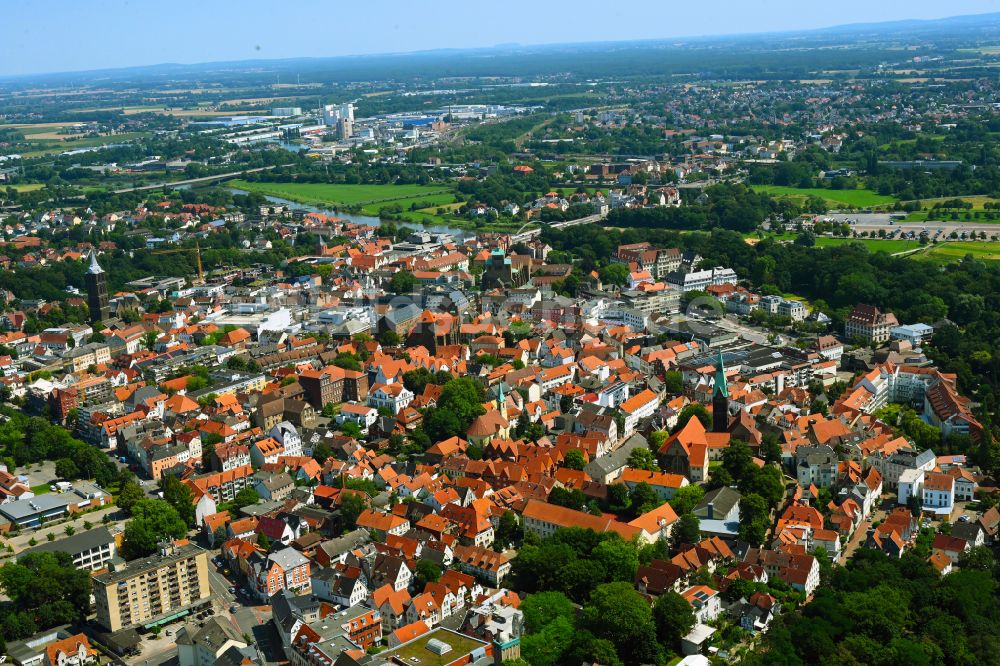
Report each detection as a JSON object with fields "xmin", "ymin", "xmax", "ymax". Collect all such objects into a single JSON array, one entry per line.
[
  {"xmin": 754, "ymin": 185, "xmax": 897, "ymax": 208},
  {"xmin": 814, "ymin": 237, "xmax": 919, "ymax": 253},
  {"xmin": 754, "ymin": 233, "xmax": 919, "ymax": 254},
  {"xmin": 916, "ymin": 241, "xmax": 1000, "ymax": 264},
  {"xmin": 229, "ymin": 180, "xmax": 456, "ymax": 208},
  {"xmin": 230, "ymin": 178, "xmax": 529, "ymax": 232}
]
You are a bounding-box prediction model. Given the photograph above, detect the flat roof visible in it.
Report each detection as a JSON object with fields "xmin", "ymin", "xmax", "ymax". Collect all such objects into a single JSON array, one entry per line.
[
  {"xmin": 371, "ymin": 628, "xmax": 487, "ymax": 666},
  {"xmin": 94, "ymin": 542, "xmax": 204, "ymax": 586},
  {"xmin": 19, "ymin": 526, "xmax": 113, "ymax": 558}
]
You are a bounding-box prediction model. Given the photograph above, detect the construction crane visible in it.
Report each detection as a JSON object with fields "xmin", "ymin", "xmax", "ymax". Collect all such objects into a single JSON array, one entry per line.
[{"xmin": 151, "ymin": 241, "xmax": 205, "ymax": 285}]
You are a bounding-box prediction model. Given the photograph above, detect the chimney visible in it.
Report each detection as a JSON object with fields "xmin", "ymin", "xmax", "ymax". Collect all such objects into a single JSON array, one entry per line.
[{"xmin": 707, "ymin": 502, "xmax": 715, "ymax": 519}]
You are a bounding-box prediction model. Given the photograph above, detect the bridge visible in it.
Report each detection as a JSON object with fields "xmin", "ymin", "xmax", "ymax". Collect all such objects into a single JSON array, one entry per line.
[
  {"xmin": 510, "ymin": 212, "xmax": 607, "ymax": 243},
  {"xmin": 111, "ymin": 164, "xmax": 284, "ymax": 194}
]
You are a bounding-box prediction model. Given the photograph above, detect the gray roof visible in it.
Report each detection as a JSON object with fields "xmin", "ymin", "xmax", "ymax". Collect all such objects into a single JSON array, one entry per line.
[
  {"xmin": 18, "ymin": 526, "xmax": 114, "ymax": 559},
  {"xmin": 175, "ymin": 616, "xmax": 244, "ymax": 651},
  {"xmin": 268, "ymin": 547, "xmax": 309, "ymax": 570},
  {"xmin": 0, "ymin": 493, "xmax": 77, "ymax": 521},
  {"xmin": 319, "ymin": 528, "xmax": 370, "ymax": 559},
  {"xmin": 584, "ymin": 433, "xmax": 648, "ymax": 478},
  {"xmin": 694, "ymin": 486, "xmax": 742, "ymax": 519}
]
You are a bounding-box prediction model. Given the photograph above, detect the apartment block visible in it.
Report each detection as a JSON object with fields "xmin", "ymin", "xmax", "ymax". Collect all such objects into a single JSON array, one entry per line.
[{"xmin": 93, "ymin": 541, "xmax": 211, "ymax": 632}]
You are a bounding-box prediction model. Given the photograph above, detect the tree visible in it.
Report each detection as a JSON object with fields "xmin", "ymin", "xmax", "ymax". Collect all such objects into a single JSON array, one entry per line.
[
  {"xmin": 160, "ymin": 474, "xmax": 195, "ymax": 527},
  {"xmin": 958, "ymin": 546, "xmax": 994, "ymax": 571},
  {"xmin": 116, "ymin": 479, "xmax": 145, "ymax": 515},
  {"xmin": 670, "ymin": 512, "xmax": 702, "ymax": 550},
  {"xmin": 521, "ymin": 615, "xmax": 575, "ymax": 666},
  {"xmin": 669, "ymin": 484, "xmax": 705, "ymax": 516},
  {"xmin": 739, "ymin": 493, "xmax": 770, "ymax": 546},
  {"xmin": 257, "ymin": 533, "xmax": 271, "ymax": 551},
  {"xmin": 121, "ymin": 499, "xmax": 187, "ymax": 560},
  {"xmin": 232, "ymin": 486, "xmax": 260, "ymax": 511},
  {"xmin": 673, "ymin": 404, "xmax": 711, "ymax": 432},
  {"xmin": 494, "ymin": 510, "xmax": 523, "ymax": 550},
  {"xmin": 592, "ymin": 536, "xmax": 639, "ymax": 583},
  {"xmin": 761, "ymin": 432, "xmax": 783, "ymax": 464},
  {"xmin": 423, "ymin": 377, "xmax": 486, "ymax": 443},
  {"xmin": 142, "ymin": 329, "xmax": 159, "ymax": 352},
  {"xmin": 414, "ymin": 559, "xmax": 442, "ymax": 588},
  {"xmin": 340, "ymin": 421, "xmax": 363, "ymax": 439},
  {"xmin": 312, "ymin": 441, "xmax": 333, "ymax": 464},
  {"xmin": 564, "ymin": 449, "xmax": 586, "ymax": 470},
  {"xmin": 54, "ymin": 458, "xmax": 78, "ymax": 480},
  {"xmin": 379, "ymin": 330, "xmax": 401, "ymax": 346},
  {"xmin": 626, "ymin": 446, "xmax": 658, "ymax": 471},
  {"xmin": 0, "ymin": 551, "xmax": 91, "ymax": 636},
  {"xmin": 582, "ymin": 582, "xmax": 662, "ymax": 665},
  {"xmin": 339, "ymin": 493, "xmax": 366, "ymax": 532},
  {"xmin": 663, "ymin": 371, "xmax": 684, "ymax": 395},
  {"xmin": 521, "ymin": 591, "xmax": 575, "ymax": 633},
  {"xmin": 598, "ymin": 263, "xmax": 629, "ymax": 287},
  {"xmin": 628, "ymin": 482, "xmax": 661, "ymax": 517},
  {"xmin": 653, "ymin": 590, "xmax": 696, "ymax": 650},
  {"xmin": 389, "ymin": 270, "xmax": 416, "ymax": 294}
]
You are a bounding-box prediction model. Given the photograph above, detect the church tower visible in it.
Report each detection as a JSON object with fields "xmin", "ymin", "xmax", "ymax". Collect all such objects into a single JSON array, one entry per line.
[
  {"xmin": 712, "ymin": 351, "xmax": 729, "ymax": 433},
  {"xmin": 85, "ymin": 250, "xmax": 110, "ymax": 326},
  {"xmin": 498, "ymin": 382, "xmax": 508, "ymax": 421}
]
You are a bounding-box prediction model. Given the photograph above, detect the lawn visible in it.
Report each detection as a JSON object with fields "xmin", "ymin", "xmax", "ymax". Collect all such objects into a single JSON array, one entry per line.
[
  {"xmin": 916, "ymin": 241, "xmax": 1000, "ymax": 264},
  {"xmin": 753, "ymin": 185, "xmax": 897, "ymax": 208},
  {"xmin": 751, "ymin": 233, "xmax": 919, "ymax": 254},
  {"xmin": 381, "ymin": 630, "xmax": 485, "ymax": 666},
  {"xmin": 9, "ymin": 183, "xmax": 45, "ymax": 192},
  {"xmin": 229, "ymin": 178, "xmax": 531, "ymax": 232},
  {"xmin": 228, "ymin": 179, "xmax": 456, "ymax": 208},
  {"xmin": 814, "ymin": 237, "xmax": 919, "ymax": 253},
  {"xmin": 29, "ymin": 484, "xmax": 50, "ymax": 495}
]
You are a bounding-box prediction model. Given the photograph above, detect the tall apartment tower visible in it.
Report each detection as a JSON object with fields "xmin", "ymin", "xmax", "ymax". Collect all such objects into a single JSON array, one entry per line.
[{"xmin": 85, "ymin": 250, "xmax": 110, "ymax": 326}]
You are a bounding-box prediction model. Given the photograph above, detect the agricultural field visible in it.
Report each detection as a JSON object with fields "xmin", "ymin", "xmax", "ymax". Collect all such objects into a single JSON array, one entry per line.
[
  {"xmin": 16, "ymin": 130, "xmax": 147, "ymax": 158},
  {"xmin": 753, "ymin": 184, "xmax": 897, "ymax": 208}
]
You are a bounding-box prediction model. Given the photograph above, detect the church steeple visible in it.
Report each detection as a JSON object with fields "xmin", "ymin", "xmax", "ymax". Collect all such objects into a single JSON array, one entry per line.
[
  {"xmin": 498, "ymin": 383, "xmax": 508, "ymax": 421},
  {"xmin": 85, "ymin": 250, "xmax": 110, "ymax": 326},
  {"xmin": 712, "ymin": 351, "xmax": 729, "ymax": 433}
]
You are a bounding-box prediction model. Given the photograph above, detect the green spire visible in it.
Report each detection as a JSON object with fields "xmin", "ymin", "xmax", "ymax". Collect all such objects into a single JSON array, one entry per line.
[
  {"xmin": 497, "ymin": 382, "xmax": 505, "ymax": 405},
  {"xmin": 713, "ymin": 351, "xmax": 727, "ymax": 398}
]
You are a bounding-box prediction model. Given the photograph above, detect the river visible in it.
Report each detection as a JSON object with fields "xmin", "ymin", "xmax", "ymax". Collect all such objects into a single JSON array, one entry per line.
[{"xmin": 225, "ymin": 186, "xmax": 475, "ymax": 239}]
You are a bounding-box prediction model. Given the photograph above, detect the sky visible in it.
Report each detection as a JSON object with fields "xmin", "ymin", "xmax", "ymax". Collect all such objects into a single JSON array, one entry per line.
[{"xmin": 1, "ymin": 0, "xmax": 998, "ymax": 77}]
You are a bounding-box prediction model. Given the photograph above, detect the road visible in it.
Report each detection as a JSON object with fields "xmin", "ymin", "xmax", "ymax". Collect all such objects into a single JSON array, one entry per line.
[
  {"xmin": 111, "ymin": 165, "xmax": 283, "ymax": 194},
  {"xmin": 205, "ymin": 557, "xmax": 281, "ymax": 664},
  {"xmin": 511, "ymin": 212, "xmax": 607, "ymax": 242},
  {"xmin": 713, "ymin": 314, "xmax": 773, "ymax": 345}
]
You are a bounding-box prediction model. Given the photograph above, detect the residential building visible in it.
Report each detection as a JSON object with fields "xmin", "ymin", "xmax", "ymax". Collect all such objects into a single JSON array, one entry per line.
[{"xmin": 92, "ymin": 541, "xmax": 211, "ymax": 632}]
